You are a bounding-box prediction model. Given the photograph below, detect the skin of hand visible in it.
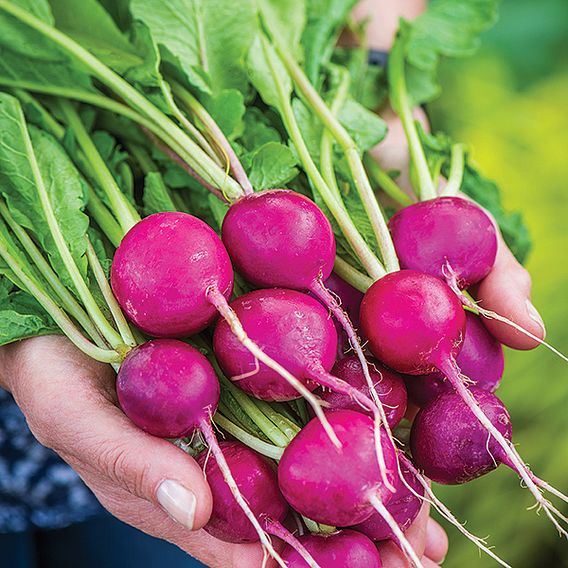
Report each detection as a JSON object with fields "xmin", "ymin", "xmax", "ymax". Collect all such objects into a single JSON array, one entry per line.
[{"xmin": 0, "ymin": 335, "xmax": 447, "ymax": 567}]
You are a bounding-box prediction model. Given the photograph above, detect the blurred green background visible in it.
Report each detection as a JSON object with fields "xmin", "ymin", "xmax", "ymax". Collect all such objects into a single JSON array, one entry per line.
[{"xmin": 429, "ymin": 0, "xmax": 568, "ymax": 566}]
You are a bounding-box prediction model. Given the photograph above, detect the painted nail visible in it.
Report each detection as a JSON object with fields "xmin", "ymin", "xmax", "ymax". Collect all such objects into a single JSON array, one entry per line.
[
  {"xmin": 526, "ymin": 299, "xmax": 546, "ymax": 339},
  {"xmin": 156, "ymin": 480, "xmax": 197, "ymax": 530}
]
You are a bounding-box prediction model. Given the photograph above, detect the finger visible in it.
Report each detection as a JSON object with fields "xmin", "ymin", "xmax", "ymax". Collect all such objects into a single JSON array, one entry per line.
[
  {"xmin": 7, "ymin": 336, "xmax": 213, "ymax": 532},
  {"xmin": 423, "ymin": 519, "xmax": 448, "ymax": 563},
  {"xmin": 370, "ymin": 106, "xmax": 430, "ymax": 197},
  {"xmin": 475, "ymin": 232, "xmax": 545, "ymax": 349}
]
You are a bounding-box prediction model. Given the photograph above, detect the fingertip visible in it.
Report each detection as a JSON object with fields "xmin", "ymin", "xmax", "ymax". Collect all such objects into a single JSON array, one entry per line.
[
  {"xmin": 424, "ymin": 519, "xmax": 448, "ymax": 563},
  {"xmin": 475, "ymin": 241, "xmax": 545, "ymax": 350}
]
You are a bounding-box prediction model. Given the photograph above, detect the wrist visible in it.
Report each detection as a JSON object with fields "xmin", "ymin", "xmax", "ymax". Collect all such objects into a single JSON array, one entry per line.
[{"xmin": 353, "ymin": 0, "xmax": 427, "ymax": 50}]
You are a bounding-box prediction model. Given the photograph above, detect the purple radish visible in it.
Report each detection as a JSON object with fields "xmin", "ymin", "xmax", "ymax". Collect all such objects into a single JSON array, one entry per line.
[
  {"xmin": 111, "ymin": 212, "xmax": 233, "ymax": 337},
  {"xmin": 410, "ymin": 388, "xmax": 512, "ymax": 484},
  {"xmin": 281, "ymin": 529, "xmax": 382, "ymax": 568},
  {"xmin": 222, "ymin": 190, "xmax": 385, "ymax": 434},
  {"xmin": 353, "ymin": 454, "xmax": 424, "ymax": 543},
  {"xmin": 278, "ymin": 410, "xmax": 422, "ymax": 566},
  {"xmin": 324, "ymin": 272, "xmax": 364, "ymax": 330},
  {"xmin": 213, "ymin": 288, "xmax": 396, "ymax": 488},
  {"xmin": 196, "ymin": 441, "xmax": 289, "ymax": 542},
  {"xmin": 406, "ymin": 312, "xmax": 504, "ymax": 407},
  {"xmin": 360, "ymin": 270, "xmax": 568, "ymax": 532},
  {"xmin": 115, "ymin": 338, "xmax": 286, "ymax": 565},
  {"xmin": 111, "ymin": 212, "xmax": 324, "ymax": 446},
  {"xmin": 388, "ymin": 196, "xmax": 497, "ymax": 289},
  {"xmin": 321, "ymin": 356, "xmax": 407, "ymax": 428}
]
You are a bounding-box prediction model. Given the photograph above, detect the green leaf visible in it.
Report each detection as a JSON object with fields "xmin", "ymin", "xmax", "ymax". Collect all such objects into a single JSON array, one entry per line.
[
  {"xmin": 0, "ymin": 94, "xmax": 89, "ymax": 288},
  {"xmin": 202, "ymin": 89, "xmax": 246, "ymax": 140},
  {"xmin": 207, "ymin": 193, "xmax": 230, "ymax": 232},
  {"xmin": 245, "ymin": 141, "xmax": 298, "ymax": 190},
  {"xmin": 130, "ymin": 0, "xmax": 256, "ymax": 95},
  {"xmin": 0, "ymin": 291, "xmax": 59, "ymax": 346},
  {"xmin": 302, "ymin": 0, "xmax": 357, "ymax": 83},
  {"xmin": 142, "ymin": 171, "xmax": 177, "ymax": 215},
  {"xmin": 255, "ymin": 0, "xmax": 306, "ymax": 60},
  {"xmin": 338, "ymin": 97, "xmax": 387, "ymax": 152},
  {"xmin": 239, "ymin": 107, "xmax": 282, "ymax": 151},
  {"xmin": 0, "ymin": 1, "xmax": 96, "ymax": 95},
  {"xmin": 48, "ymin": 0, "xmax": 141, "ymax": 73},
  {"xmin": 393, "ymin": 0, "xmax": 499, "ymax": 105}
]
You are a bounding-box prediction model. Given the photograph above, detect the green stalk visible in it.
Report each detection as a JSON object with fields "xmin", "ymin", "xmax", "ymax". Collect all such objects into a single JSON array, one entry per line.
[
  {"xmin": 0, "ymin": 201, "xmax": 106, "ymax": 346},
  {"xmin": 277, "ymin": 47, "xmax": 399, "ymax": 273},
  {"xmin": 217, "ymin": 373, "xmax": 290, "ymax": 447},
  {"xmin": 0, "ymin": 231, "xmax": 120, "ymax": 363},
  {"xmin": 364, "ymin": 155, "xmax": 414, "ymax": 207},
  {"xmin": 12, "ymin": 102, "xmax": 125, "ymax": 351},
  {"xmin": 333, "ymin": 255, "xmax": 374, "ymax": 293},
  {"xmin": 440, "ymin": 143, "xmax": 465, "ymax": 197},
  {"xmin": 85, "ymin": 239, "xmax": 136, "ymax": 347},
  {"xmin": 0, "ymin": 1, "xmax": 244, "ymax": 201},
  {"xmin": 214, "ymin": 414, "xmax": 284, "ymax": 460},
  {"xmin": 171, "ymin": 80, "xmax": 253, "ymax": 195},
  {"xmin": 11, "ymin": 90, "xmax": 125, "ymax": 248},
  {"xmin": 85, "ymin": 188, "xmax": 124, "ymax": 248},
  {"xmin": 319, "ymin": 67, "xmax": 350, "ymax": 202},
  {"xmin": 259, "ymin": 35, "xmax": 385, "ymax": 280},
  {"xmin": 251, "ymin": 398, "xmax": 300, "ymax": 441},
  {"xmin": 58, "ymin": 100, "xmax": 140, "ymax": 234},
  {"xmin": 127, "ymin": 143, "xmax": 158, "ymax": 174},
  {"xmin": 388, "ymin": 36, "xmax": 437, "ymax": 201}
]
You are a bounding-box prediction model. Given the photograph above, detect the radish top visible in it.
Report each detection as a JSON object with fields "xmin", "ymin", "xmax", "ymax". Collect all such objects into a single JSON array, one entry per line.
[
  {"xmin": 221, "ymin": 190, "xmax": 335, "ymax": 290},
  {"xmin": 360, "ymin": 270, "xmax": 466, "ymax": 375},
  {"xmin": 116, "ymin": 339, "xmax": 219, "ymax": 438},
  {"xmin": 388, "ymin": 196, "xmax": 497, "ymax": 288},
  {"xmin": 278, "ymin": 410, "xmax": 397, "ymax": 526},
  {"xmin": 111, "ymin": 212, "xmax": 234, "ymax": 337},
  {"xmin": 196, "ymin": 441, "xmax": 288, "ymax": 544},
  {"xmin": 213, "ymin": 288, "xmax": 337, "ymax": 401},
  {"xmin": 410, "ymin": 387, "xmax": 512, "ymax": 484}
]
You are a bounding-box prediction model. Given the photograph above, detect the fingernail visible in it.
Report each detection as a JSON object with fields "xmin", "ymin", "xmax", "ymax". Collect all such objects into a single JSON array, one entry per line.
[
  {"xmin": 526, "ymin": 299, "xmax": 546, "ymax": 338},
  {"xmin": 156, "ymin": 480, "xmax": 197, "ymax": 530}
]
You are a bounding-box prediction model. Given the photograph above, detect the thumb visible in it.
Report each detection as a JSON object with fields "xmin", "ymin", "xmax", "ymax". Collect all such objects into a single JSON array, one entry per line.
[
  {"xmin": 6, "ymin": 335, "xmax": 213, "ymax": 532},
  {"xmin": 475, "ymin": 234, "xmax": 545, "ymax": 350}
]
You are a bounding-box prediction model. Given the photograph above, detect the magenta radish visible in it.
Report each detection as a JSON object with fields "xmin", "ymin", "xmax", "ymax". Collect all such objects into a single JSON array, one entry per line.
[
  {"xmin": 221, "ymin": 190, "xmax": 385, "ymax": 431},
  {"xmin": 111, "ymin": 212, "xmax": 233, "ymax": 337},
  {"xmin": 281, "ymin": 529, "xmax": 382, "ymax": 568},
  {"xmin": 324, "ymin": 272, "xmax": 364, "ymax": 330},
  {"xmin": 321, "ymin": 356, "xmax": 407, "ymax": 428},
  {"xmin": 213, "ymin": 288, "xmax": 397, "ymax": 489},
  {"xmin": 115, "ymin": 338, "xmax": 286, "ymax": 565},
  {"xmin": 388, "ymin": 196, "xmax": 497, "ymax": 289},
  {"xmin": 196, "ymin": 441, "xmax": 288, "ymax": 543},
  {"xmin": 353, "ymin": 454, "xmax": 423, "ymax": 543},
  {"xmin": 278, "ymin": 410, "xmax": 422, "ymax": 566},
  {"xmin": 196, "ymin": 440, "xmax": 317, "ymax": 566},
  {"xmin": 406, "ymin": 312, "xmax": 504, "ymax": 407},
  {"xmin": 360, "ymin": 270, "xmax": 568, "ymax": 532}
]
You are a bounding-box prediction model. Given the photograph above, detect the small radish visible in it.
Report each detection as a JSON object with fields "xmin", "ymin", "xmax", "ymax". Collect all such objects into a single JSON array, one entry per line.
[
  {"xmin": 115, "ymin": 338, "xmax": 287, "ymax": 566},
  {"xmin": 321, "ymin": 356, "xmax": 407, "ymax": 428},
  {"xmin": 353, "ymin": 453, "xmax": 423, "ymax": 543},
  {"xmin": 388, "ymin": 196, "xmax": 497, "ymax": 289},
  {"xmin": 196, "ymin": 441, "xmax": 288, "ymax": 543},
  {"xmin": 111, "ymin": 212, "xmax": 333, "ymax": 444},
  {"xmin": 278, "ymin": 410, "xmax": 422, "ymax": 567},
  {"xmin": 281, "ymin": 529, "xmax": 382, "ymax": 568},
  {"xmin": 222, "ymin": 190, "xmax": 387, "ymax": 434},
  {"xmin": 111, "ymin": 212, "xmax": 233, "ymax": 337},
  {"xmin": 213, "ymin": 288, "xmax": 397, "ymax": 490},
  {"xmin": 196, "ymin": 442, "xmax": 321, "ymax": 568},
  {"xmin": 360, "ymin": 270, "xmax": 568, "ymax": 533},
  {"xmin": 406, "ymin": 312, "xmax": 504, "ymax": 407}
]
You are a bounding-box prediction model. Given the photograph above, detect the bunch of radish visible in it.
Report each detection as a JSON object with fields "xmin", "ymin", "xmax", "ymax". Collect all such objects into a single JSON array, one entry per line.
[{"xmin": 0, "ymin": 2, "xmax": 566, "ymax": 567}]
